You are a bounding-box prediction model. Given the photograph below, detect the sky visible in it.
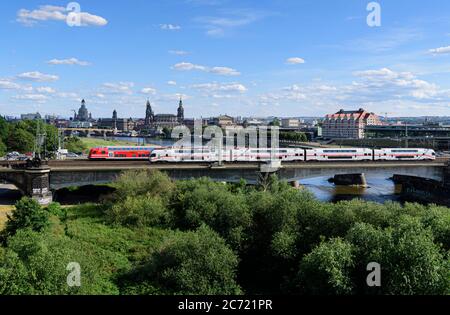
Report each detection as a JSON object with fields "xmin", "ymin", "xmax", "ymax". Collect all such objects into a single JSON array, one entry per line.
[{"xmin": 1, "ymin": 0, "xmax": 450, "ymax": 119}]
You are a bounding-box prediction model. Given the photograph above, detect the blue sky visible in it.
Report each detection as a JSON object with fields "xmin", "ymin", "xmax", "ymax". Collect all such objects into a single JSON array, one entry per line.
[{"xmin": 1, "ymin": 0, "xmax": 450, "ymax": 118}]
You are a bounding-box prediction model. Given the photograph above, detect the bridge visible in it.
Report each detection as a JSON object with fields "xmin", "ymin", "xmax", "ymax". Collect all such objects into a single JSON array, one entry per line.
[{"xmin": 0, "ymin": 159, "xmax": 448, "ymax": 204}]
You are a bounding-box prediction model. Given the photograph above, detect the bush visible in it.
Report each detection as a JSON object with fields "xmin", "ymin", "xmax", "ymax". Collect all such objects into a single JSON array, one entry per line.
[
  {"xmin": 119, "ymin": 225, "xmax": 242, "ymax": 295},
  {"xmin": 46, "ymin": 202, "xmax": 64, "ymax": 217},
  {"xmin": 171, "ymin": 178, "xmax": 252, "ymax": 250},
  {"xmin": 3, "ymin": 197, "xmax": 49, "ymax": 240},
  {"xmin": 347, "ymin": 218, "xmax": 450, "ymax": 295},
  {"xmin": 113, "ymin": 170, "xmax": 174, "ymax": 202},
  {"xmin": 297, "ymin": 238, "xmax": 355, "ymax": 295},
  {"xmin": 106, "ymin": 196, "xmax": 170, "ymax": 228}
]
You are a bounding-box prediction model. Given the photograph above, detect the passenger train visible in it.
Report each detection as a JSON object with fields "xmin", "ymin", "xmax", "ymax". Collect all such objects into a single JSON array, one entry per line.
[
  {"xmin": 149, "ymin": 147, "xmax": 436, "ymax": 163},
  {"xmin": 88, "ymin": 146, "xmax": 160, "ymax": 160}
]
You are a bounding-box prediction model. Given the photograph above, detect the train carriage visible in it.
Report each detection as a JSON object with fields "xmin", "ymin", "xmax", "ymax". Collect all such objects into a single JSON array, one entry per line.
[
  {"xmin": 306, "ymin": 148, "xmax": 373, "ymax": 162},
  {"xmin": 89, "ymin": 146, "xmax": 159, "ymax": 160},
  {"xmin": 374, "ymin": 148, "xmax": 436, "ymax": 161}
]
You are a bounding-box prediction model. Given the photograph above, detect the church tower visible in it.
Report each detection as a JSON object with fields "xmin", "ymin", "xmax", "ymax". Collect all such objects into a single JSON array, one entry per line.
[
  {"xmin": 177, "ymin": 97, "xmax": 184, "ymax": 123},
  {"xmin": 145, "ymin": 100, "xmax": 154, "ymax": 127},
  {"xmin": 112, "ymin": 109, "xmax": 118, "ymax": 130}
]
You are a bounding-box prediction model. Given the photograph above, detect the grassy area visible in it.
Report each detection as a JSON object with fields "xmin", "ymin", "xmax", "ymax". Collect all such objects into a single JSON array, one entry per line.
[
  {"xmin": 80, "ymin": 137, "xmax": 140, "ymax": 150},
  {"xmin": 0, "ymin": 205, "xmax": 14, "ymax": 230}
]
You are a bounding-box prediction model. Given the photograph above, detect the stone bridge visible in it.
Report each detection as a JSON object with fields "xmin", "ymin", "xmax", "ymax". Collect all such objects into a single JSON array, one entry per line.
[{"xmin": 0, "ymin": 159, "xmax": 448, "ymax": 204}]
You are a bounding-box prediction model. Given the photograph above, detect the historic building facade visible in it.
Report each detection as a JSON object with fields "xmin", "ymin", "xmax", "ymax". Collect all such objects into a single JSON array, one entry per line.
[
  {"xmin": 322, "ymin": 108, "xmax": 382, "ymax": 139},
  {"xmin": 144, "ymin": 99, "xmax": 185, "ymax": 129},
  {"xmin": 73, "ymin": 99, "xmax": 92, "ymax": 122}
]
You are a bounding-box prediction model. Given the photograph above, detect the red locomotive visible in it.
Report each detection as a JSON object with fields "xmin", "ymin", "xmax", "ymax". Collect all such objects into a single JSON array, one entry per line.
[{"xmin": 88, "ymin": 146, "xmax": 160, "ymax": 160}]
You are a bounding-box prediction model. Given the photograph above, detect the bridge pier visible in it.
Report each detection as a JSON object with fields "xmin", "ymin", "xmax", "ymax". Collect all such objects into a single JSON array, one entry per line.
[
  {"xmin": 24, "ymin": 167, "xmax": 53, "ymax": 205},
  {"xmin": 442, "ymin": 161, "xmax": 450, "ymax": 187}
]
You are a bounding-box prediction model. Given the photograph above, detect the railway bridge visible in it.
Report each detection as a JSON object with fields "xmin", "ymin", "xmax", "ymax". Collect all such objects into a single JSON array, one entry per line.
[{"xmin": 0, "ymin": 159, "xmax": 448, "ymax": 204}]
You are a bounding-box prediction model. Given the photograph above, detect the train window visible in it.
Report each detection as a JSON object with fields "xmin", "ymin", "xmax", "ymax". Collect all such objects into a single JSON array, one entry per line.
[{"xmin": 101, "ymin": 151, "xmax": 106, "ymax": 154}]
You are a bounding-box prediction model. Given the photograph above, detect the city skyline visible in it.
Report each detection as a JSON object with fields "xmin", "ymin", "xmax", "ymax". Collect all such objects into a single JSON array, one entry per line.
[{"xmin": 1, "ymin": 0, "xmax": 450, "ymax": 118}]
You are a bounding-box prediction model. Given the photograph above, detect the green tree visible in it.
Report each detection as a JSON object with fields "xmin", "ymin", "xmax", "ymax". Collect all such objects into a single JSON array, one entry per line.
[
  {"xmin": 0, "ymin": 116, "xmax": 9, "ymax": 142},
  {"xmin": 0, "ymin": 139, "xmax": 6, "ymax": 156},
  {"xmin": 119, "ymin": 225, "xmax": 242, "ymax": 295},
  {"xmin": 7, "ymin": 127, "xmax": 35, "ymax": 153},
  {"xmin": 3, "ymin": 197, "xmax": 49, "ymax": 240},
  {"xmin": 347, "ymin": 218, "xmax": 449, "ymax": 295},
  {"xmin": 64, "ymin": 137, "xmax": 87, "ymax": 154},
  {"xmin": 112, "ymin": 170, "xmax": 175, "ymax": 203},
  {"xmin": 106, "ymin": 196, "xmax": 170, "ymax": 228},
  {"xmin": 297, "ymin": 238, "xmax": 355, "ymax": 295},
  {"xmin": 171, "ymin": 178, "xmax": 252, "ymax": 250}
]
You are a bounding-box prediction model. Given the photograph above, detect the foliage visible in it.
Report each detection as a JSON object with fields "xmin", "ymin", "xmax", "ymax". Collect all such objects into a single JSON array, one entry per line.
[
  {"xmin": 119, "ymin": 225, "xmax": 242, "ymax": 295},
  {"xmin": 2, "ymin": 198, "xmax": 49, "ymax": 240},
  {"xmin": 297, "ymin": 238, "xmax": 355, "ymax": 295},
  {"xmin": 171, "ymin": 178, "xmax": 252, "ymax": 250},
  {"xmin": 106, "ymin": 196, "xmax": 170, "ymax": 228},
  {"xmin": 112, "ymin": 170, "xmax": 174, "ymax": 203},
  {"xmin": 0, "ymin": 139, "xmax": 6, "ymax": 157},
  {"xmin": 0, "ymin": 170, "xmax": 449, "ymax": 295},
  {"xmin": 64, "ymin": 137, "xmax": 87, "ymax": 154},
  {"xmin": 280, "ymin": 131, "xmax": 308, "ymax": 142},
  {"xmin": 7, "ymin": 127, "xmax": 35, "ymax": 153}
]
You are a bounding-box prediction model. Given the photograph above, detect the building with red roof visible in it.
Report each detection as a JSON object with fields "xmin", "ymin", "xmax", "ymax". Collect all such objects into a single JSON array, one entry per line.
[{"xmin": 322, "ymin": 108, "xmax": 382, "ymax": 139}]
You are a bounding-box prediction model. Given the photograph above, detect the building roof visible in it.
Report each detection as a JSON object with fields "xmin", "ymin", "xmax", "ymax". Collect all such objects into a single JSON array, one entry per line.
[{"xmin": 325, "ymin": 108, "xmax": 377, "ymax": 120}]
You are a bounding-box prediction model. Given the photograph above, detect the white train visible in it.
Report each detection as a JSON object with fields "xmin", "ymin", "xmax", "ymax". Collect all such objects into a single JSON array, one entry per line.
[{"xmin": 149, "ymin": 147, "xmax": 436, "ymax": 163}]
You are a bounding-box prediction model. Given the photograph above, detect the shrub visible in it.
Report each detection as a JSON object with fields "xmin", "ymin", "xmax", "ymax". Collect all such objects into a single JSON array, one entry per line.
[
  {"xmin": 119, "ymin": 225, "xmax": 242, "ymax": 295},
  {"xmin": 106, "ymin": 196, "xmax": 170, "ymax": 228},
  {"xmin": 3, "ymin": 197, "xmax": 49, "ymax": 240},
  {"xmin": 297, "ymin": 238, "xmax": 355, "ymax": 295}
]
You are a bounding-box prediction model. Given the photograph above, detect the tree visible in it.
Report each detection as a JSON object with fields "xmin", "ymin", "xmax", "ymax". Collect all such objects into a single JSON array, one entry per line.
[
  {"xmin": 112, "ymin": 170, "xmax": 174, "ymax": 203},
  {"xmin": 0, "ymin": 116, "xmax": 9, "ymax": 142},
  {"xmin": 2, "ymin": 197, "xmax": 49, "ymax": 240},
  {"xmin": 64, "ymin": 137, "xmax": 87, "ymax": 154},
  {"xmin": 7, "ymin": 127, "xmax": 34, "ymax": 153},
  {"xmin": 297, "ymin": 238, "xmax": 355, "ymax": 295},
  {"xmin": 119, "ymin": 225, "xmax": 242, "ymax": 295},
  {"xmin": 106, "ymin": 196, "xmax": 170, "ymax": 228},
  {"xmin": 347, "ymin": 219, "xmax": 449, "ymax": 295},
  {"xmin": 269, "ymin": 118, "xmax": 280, "ymax": 127},
  {"xmin": 0, "ymin": 139, "xmax": 6, "ymax": 156},
  {"xmin": 171, "ymin": 178, "xmax": 252, "ymax": 250}
]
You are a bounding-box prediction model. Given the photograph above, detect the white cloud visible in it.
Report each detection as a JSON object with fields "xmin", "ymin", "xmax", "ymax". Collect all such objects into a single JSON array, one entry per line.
[
  {"xmin": 192, "ymin": 82, "xmax": 247, "ymax": 93},
  {"xmin": 17, "ymin": 5, "xmax": 107, "ymax": 27},
  {"xmin": 167, "ymin": 81, "xmax": 177, "ymax": 86},
  {"xmin": 57, "ymin": 92, "xmax": 79, "ymax": 99},
  {"xmin": 102, "ymin": 82, "xmax": 134, "ymax": 94},
  {"xmin": 173, "ymin": 62, "xmax": 207, "ymax": 71},
  {"xmin": 36, "ymin": 86, "xmax": 56, "ymax": 94},
  {"xmin": 0, "ymin": 79, "xmax": 21, "ymax": 90},
  {"xmin": 47, "ymin": 58, "xmax": 91, "ymax": 66},
  {"xmin": 172, "ymin": 62, "xmax": 240, "ymax": 76},
  {"xmin": 13, "ymin": 94, "xmax": 49, "ymax": 102},
  {"xmin": 141, "ymin": 87, "xmax": 157, "ymax": 95},
  {"xmin": 17, "ymin": 71, "xmax": 59, "ymax": 82},
  {"xmin": 286, "ymin": 57, "xmax": 305, "ymax": 65},
  {"xmin": 169, "ymin": 50, "xmax": 190, "ymax": 55},
  {"xmin": 210, "ymin": 66, "xmax": 241, "ymax": 76},
  {"xmin": 429, "ymin": 46, "xmax": 450, "ymax": 55},
  {"xmin": 196, "ymin": 9, "xmax": 271, "ymax": 37},
  {"xmin": 160, "ymin": 24, "xmax": 181, "ymax": 30}
]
